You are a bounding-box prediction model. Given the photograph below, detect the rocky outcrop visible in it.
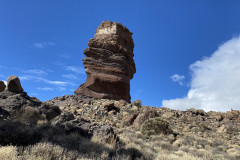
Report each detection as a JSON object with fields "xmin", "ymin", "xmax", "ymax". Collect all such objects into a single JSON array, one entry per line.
[
  {"xmin": 6, "ymin": 76, "xmax": 23, "ymax": 93},
  {"xmin": 0, "ymin": 81, "xmax": 6, "ymax": 92},
  {"xmin": 74, "ymin": 21, "xmax": 136, "ymax": 102},
  {"xmin": 133, "ymin": 110, "xmax": 158, "ymax": 130},
  {"xmin": 51, "ymin": 112, "xmax": 118, "ymax": 144}
]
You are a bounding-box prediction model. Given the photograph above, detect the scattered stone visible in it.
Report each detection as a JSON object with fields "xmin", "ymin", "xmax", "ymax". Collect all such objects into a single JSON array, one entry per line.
[
  {"xmin": 51, "ymin": 112, "xmax": 75, "ymax": 126},
  {"xmin": 161, "ymin": 112, "xmax": 175, "ymax": 120},
  {"xmin": 92, "ymin": 124, "xmax": 118, "ymax": 144},
  {"xmin": 226, "ymin": 109, "xmax": 239, "ymax": 120},
  {"xmin": 103, "ymin": 102, "xmax": 119, "ymax": 112},
  {"xmin": 119, "ymin": 100, "xmax": 127, "ymax": 107},
  {"xmin": 75, "ymin": 21, "xmax": 136, "ymax": 102},
  {"xmin": 217, "ymin": 125, "xmax": 226, "ymax": 133},
  {"xmin": 0, "ymin": 81, "xmax": 6, "ymax": 92},
  {"xmin": 6, "ymin": 76, "xmax": 23, "ymax": 93}
]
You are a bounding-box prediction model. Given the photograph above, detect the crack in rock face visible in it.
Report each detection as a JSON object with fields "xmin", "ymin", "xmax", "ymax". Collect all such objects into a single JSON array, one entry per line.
[{"xmin": 75, "ymin": 21, "xmax": 136, "ymax": 102}]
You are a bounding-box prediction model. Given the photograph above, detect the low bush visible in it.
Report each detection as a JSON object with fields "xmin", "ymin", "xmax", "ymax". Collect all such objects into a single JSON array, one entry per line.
[{"xmin": 140, "ymin": 117, "xmax": 173, "ymax": 136}]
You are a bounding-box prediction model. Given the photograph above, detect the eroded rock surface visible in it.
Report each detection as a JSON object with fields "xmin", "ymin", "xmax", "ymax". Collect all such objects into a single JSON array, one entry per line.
[
  {"xmin": 75, "ymin": 21, "xmax": 136, "ymax": 102},
  {"xmin": 6, "ymin": 75, "xmax": 23, "ymax": 93},
  {"xmin": 0, "ymin": 81, "xmax": 6, "ymax": 92}
]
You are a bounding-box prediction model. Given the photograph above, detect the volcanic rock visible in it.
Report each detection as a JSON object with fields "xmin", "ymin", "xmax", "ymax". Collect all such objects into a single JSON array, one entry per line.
[
  {"xmin": 6, "ymin": 75, "xmax": 23, "ymax": 93},
  {"xmin": 133, "ymin": 110, "xmax": 158, "ymax": 130},
  {"xmin": 0, "ymin": 81, "xmax": 6, "ymax": 92},
  {"xmin": 74, "ymin": 21, "xmax": 136, "ymax": 102}
]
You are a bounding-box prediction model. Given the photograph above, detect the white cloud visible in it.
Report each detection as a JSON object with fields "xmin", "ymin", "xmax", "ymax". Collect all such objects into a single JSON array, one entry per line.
[
  {"xmin": 29, "ymin": 93, "xmax": 39, "ymax": 96},
  {"xmin": 58, "ymin": 54, "xmax": 71, "ymax": 59},
  {"xmin": 162, "ymin": 36, "xmax": 240, "ymax": 112},
  {"xmin": 19, "ymin": 75, "xmax": 67, "ymax": 86},
  {"xmin": 62, "ymin": 74, "xmax": 78, "ymax": 79},
  {"xmin": 57, "ymin": 87, "xmax": 66, "ymax": 91},
  {"xmin": 19, "ymin": 75, "xmax": 34, "ymax": 81},
  {"xmin": 66, "ymin": 66, "xmax": 85, "ymax": 74},
  {"xmin": 170, "ymin": 74, "xmax": 185, "ymax": 86},
  {"xmin": 23, "ymin": 69, "xmax": 47, "ymax": 76},
  {"xmin": 33, "ymin": 42, "xmax": 55, "ymax": 48},
  {"xmin": 37, "ymin": 87, "xmax": 54, "ymax": 91}
]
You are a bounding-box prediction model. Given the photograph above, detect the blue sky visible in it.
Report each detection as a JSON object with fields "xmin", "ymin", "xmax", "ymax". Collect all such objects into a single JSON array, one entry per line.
[{"xmin": 1, "ymin": 1, "xmax": 240, "ymax": 111}]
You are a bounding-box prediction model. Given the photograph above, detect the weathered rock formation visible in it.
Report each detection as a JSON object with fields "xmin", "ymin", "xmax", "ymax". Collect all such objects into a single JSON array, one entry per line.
[
  {"xmin": 6, "ymin": 75, "xmax": 23, "ymax": 93},
  {"xmin": 0, "ymin": 81, "xmax": 6, "ymax": 92},
  {"xmin": 74, "ymin": 21, "xmax": 136, "ymax": 102}
]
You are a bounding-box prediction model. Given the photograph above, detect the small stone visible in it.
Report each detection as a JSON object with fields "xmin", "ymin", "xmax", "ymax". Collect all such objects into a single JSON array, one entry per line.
[
  {"xmin": 217, "ymin": 125, "xmax": 226, "ymax": 133},
  {"xmin": 108, "ymin": 110, "xmax": 116, "ymax": 115},
  {"xmin": 83, "ymin": 104, "xmax": 88, "ymax": 107},
  {"xmin": 103, "ymin": 102, "xmax": 119, "ymax": 112},
  {"xmin": 161, "ymin": 112, "xmax": 175, "ymax": 120},
  {"xmin": 119, "ymin": 100, "xmax": 127, "ymax": 107},
  {"xmin": 122, "ymin": 111, "xmax": 129, "ymax": 117}
]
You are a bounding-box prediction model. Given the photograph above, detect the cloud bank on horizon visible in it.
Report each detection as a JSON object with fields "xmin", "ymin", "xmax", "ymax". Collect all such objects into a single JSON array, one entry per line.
[{"xmin": 162, "ymin": 36, "xmax": 240, "ymax": 112}]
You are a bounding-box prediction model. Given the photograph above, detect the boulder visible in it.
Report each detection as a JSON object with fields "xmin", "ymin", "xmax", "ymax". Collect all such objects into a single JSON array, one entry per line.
[
  {"xmin": 123, "ymin": 113, "xmax": 139, "ymax": 126},
  {"xmin": 51, "ymin": 113, "xmax": 118, "ymax": 144},
  {"xmin": 92, "ymin": 124, "xmax": 118, "ymax": 144},
  {"xmin": 39, "ymin": 103, "xmax": 61, "ymax": 121},
  {"xmin": 0, "ymin": 81, "xmax": 6, "ymax": 92},
  {"xmin": 6, "ymin": 76, "xmax": 23, "ymax": 93},
  {"xmin": 103, "ymin": 102, "xmax": 119, "ymax": 112},
  {"xmin": 75, "ymin": 21, "xmax": 136, "ymax": 102},
  {"xmin": 226, "ymin": 109, "xmax": 239, "ymax": 120},
  {"xmin": 133, "ymin": 110, "xmax": 158, "ymax": 130}
]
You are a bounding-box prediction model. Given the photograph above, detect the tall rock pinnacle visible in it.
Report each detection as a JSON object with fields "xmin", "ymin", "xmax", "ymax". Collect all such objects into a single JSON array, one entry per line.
[{"xmin": 74, "ymin": 21, "xmax": 136, "ymax": 102}]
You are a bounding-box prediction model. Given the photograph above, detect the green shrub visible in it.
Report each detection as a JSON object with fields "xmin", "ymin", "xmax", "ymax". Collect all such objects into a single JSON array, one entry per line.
[{"xmin": 140, "ymin": 117, "xmax": 173, "ymax": 136}]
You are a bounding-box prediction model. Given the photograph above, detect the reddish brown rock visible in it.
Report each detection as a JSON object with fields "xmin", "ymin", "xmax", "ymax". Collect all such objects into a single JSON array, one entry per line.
[
  {"xmin": 119, "ymin": 100, "xmax": 127, "ymax": 107},
  {"xmin": 225, "ymin": 109, "xmax": 239, "ymax": 120},
  {"xmin": 0, "ymin": 81, "xmax": 6, "ymax": 92},
  {"xmin": 74, "ymin": 21, "xmax": 136, "ymax": 102},
  {"xmin": 103, "ymin": 102, "xmax": 119, "ymax": 112},
  {"xmin": 123, "ymin": 113, "xmax": 139, "ymax": 126},
  {"xmin": 133, "ymin": 110, "xmax": 158, "ymax": 130}
]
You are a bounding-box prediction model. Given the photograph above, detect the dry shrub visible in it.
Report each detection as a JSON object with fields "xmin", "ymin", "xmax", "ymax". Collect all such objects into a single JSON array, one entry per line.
[
  {"xmin": 22, "ymin": 142, "xmax": 78, "ymax": 160},
  {"xmin": 141, "ymin": 117, "xmax": 173, "ymax": 136},
  {"xmin": 196, "ymin": 149, "xmax": 213, "ymax": 158},
  {"xmin": 227, "ymin": 148, "xmax": 240, "ymax": 158},
  {"xmin": 0, "ymin": 121, "xmax": 40, "ymax": 146},
  {"xmin": 156, "ymin": 150, "xmax": 202, "ymax": 160},
  {"xmin": 132, "ymin": 99, "xmax": 142, "ymax": 107},
  {"xmin": 0, "ymin": 146, "xmax": 18, "ymax": 160},
  {"xmin": 15, "ymin": 106, "xmax": 40, "ymax": 125}
]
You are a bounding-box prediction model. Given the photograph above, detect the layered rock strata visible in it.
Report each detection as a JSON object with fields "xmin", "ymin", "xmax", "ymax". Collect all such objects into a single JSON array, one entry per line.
[{"xmin": 75, "ymin": 21, "xmax": 136, "ymax": 102}]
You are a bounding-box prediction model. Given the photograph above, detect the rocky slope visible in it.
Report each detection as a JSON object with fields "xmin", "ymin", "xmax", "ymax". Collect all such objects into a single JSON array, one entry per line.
[{"xmin": 1, "ymin": 76, "xmax": 240, "ymax": 159}]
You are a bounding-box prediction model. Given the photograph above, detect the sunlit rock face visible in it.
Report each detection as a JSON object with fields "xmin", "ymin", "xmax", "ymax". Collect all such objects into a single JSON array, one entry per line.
[{"xmin": 74, "ymin": 21, "xmax": 136, "ymax": 102}]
